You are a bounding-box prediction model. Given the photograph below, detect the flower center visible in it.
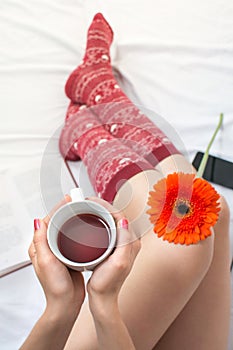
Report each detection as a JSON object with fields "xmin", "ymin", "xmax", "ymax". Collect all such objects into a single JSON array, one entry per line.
[{"xmin": 174, "ymin": 199, "xmax": 192, "ymax": 218}]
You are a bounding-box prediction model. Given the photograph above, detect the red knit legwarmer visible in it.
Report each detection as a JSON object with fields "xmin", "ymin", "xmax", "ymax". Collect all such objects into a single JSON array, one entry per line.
[
  {"xmin": 65, "ymin": 13, "xmax": 180, "ymax": 166},
  {"xmin": 59, "ymin": 103, "xmax": 153, "ymax": 202}
]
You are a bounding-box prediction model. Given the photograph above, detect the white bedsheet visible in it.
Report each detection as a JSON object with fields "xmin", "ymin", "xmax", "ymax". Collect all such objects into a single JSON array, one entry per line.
[{"xmin": 0, "ymin": 0, "xmax": 232, "ymax": 348}]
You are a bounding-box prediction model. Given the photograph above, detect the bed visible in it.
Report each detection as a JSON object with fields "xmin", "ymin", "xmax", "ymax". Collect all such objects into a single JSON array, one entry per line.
[{"xmin": 0, "ymin": 1, "xmax": 232, "ymax": 348}]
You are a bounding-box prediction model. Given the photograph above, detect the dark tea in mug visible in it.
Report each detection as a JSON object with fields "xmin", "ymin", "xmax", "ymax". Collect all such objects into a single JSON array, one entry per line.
[{"xmin": 57, "ymin": 213, "xmax": 110, "ymax": 263}]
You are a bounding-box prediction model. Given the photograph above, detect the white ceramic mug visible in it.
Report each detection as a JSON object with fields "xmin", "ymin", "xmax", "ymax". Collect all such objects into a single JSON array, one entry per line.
[{"xmin": 47, "ymin": 188, "xmax": 117, "ymax": 271}]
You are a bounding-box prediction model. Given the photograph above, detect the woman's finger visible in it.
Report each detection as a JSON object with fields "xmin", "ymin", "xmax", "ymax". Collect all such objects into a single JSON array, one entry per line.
[
  {"xmin": 110, "ymin": 218, "xmax": 141, "ymax": 267},
  {"xmin": 28, "ymin": 241, "xmax": 37, "ymax": 263},
  {"xmin": 32, "ymin": 219, "xmax": 53, "ymax": 260},
  {"xmin": 116, "ymin": 218, "xmax": 140, "ymax": 247}
]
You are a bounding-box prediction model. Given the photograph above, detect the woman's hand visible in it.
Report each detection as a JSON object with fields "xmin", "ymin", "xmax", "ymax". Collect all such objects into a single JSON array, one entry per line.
[
  {"xmin": 86, "ymin": 197, "xmax": 141, "ymax": 310},
  {"xmin": 20, "ymin": 196, "xmax": 86, "ymax": 350},
  {"xmin": 28, "ymin": 196, "xmax": 85, "ymax": 317}
]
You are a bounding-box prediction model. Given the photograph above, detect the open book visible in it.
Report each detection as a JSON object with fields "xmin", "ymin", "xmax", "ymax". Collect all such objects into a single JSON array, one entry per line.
[
  {"xmin": 0, "ymin": 158, "xmax": 79, "ymax": 277},
  {"xmin": 0, "ymin": 169, "xmax": 32, "ymax": 277}
]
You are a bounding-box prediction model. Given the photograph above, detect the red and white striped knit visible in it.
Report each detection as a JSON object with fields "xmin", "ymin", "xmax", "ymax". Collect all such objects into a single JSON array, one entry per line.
[
  {"xmin": 65, "ymin": 13, "xmax": 180, "ymax": 166},
  {"xmin": 59, "ymin": 103, "xmax": 153, "ymax": 202}
]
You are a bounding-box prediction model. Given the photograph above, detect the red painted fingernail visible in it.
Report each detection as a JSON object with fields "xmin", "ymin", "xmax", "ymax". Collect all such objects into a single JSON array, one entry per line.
[
  {"xmin": 34, "ymin": 219, "xmax": 40, "ymax": 230},
  {"xmin": 119, "ymin": 218, "xmax": 128, "ymax": 230}
]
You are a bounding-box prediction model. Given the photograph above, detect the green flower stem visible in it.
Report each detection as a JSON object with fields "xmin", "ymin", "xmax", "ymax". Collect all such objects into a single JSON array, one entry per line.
[{"xmin": 196, "ymin": 113, "xmax": 224, "ymax": 178}]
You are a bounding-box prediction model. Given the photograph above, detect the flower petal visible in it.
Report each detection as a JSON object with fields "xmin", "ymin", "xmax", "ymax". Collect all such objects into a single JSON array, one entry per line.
[{"xmin": 147, "ymin": 172, "xmax": 220, "ymax": 245}]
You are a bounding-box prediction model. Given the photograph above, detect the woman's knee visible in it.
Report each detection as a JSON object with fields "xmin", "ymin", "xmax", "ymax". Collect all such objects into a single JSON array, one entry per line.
[
  {"xmin": 212, "ymin": 195, "xmax": 231, "ymax": 267},
  {"xmin": 189, "ymin": 194, "xmax": 230, "ymax": 275},
  {"xmin": 142, "ymin": 230, "xmax": 214, "ymax": 293},
  {"xmin": 216, "ymin": 195, "xmax": 230, "ymax": 229}
]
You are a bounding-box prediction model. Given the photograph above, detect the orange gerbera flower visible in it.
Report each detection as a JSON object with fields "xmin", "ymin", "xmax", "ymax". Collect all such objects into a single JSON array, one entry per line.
[{"xmin": 147, "ymin": 172, "xmax": 220, "ymax": 245}]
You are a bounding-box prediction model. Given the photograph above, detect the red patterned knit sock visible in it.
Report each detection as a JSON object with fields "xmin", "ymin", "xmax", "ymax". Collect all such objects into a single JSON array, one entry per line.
[
  {"xmin": 65, "ymin": 13, "xmax": 180, "ymax": 166},
  {"xmin": 59, "ymin": 104, "xmax": 153, "ymax": 202},
  {"xmin": 65, "ymin": 13, "xmax": 114, "ymax": 104},
  {"xmin": 60, "ymin": 103, "xmax": 90, "ymax": 161}
]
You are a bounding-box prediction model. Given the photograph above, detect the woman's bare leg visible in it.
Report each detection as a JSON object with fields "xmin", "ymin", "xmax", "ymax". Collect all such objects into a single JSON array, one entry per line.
[
  {"xmin": 154, "ymin": 195, "xmax": 231, "ymax": 350},
  {"xmin": 64, "ymin": 155, "xmax": 230, "ymax": 350}
]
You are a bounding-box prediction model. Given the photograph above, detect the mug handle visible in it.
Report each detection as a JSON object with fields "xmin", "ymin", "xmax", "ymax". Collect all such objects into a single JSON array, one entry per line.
[{"xmin": 70, "ymin": 188, "xmax": 85, "ymax": 202}]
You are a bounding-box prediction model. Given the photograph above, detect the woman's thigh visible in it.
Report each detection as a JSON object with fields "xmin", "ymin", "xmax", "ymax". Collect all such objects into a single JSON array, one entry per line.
[{"xmin": 154, "ymin": 197, "xmax": 231, "ymax": 350}]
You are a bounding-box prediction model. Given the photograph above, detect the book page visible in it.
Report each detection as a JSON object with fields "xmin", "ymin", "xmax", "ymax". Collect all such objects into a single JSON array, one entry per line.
[
  {"xmin": 0, "ymin": 171, "xmax": 33, "ymax": 277},
  {"xmin": 0, "ymin": 158, "xmax": 75, "ymax": 277}
]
